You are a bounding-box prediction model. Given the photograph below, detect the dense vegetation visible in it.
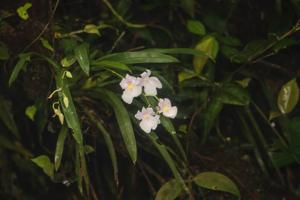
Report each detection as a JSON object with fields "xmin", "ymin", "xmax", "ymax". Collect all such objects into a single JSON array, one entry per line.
[{"xmin": 1, "ymin": 0, "xmax": 300, "ymax": 199}]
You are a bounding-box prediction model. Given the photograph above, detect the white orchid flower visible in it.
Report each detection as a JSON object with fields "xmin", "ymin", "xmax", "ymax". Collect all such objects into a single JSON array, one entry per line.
[
  {"xmin": 139, "ymin": 70, "xmax": 162, "ymax": 96},
  {"xmin": 157, "ymin": 98, "xmax": 178, "ymax": 118},
  {"xmin": 120, "ymin": 74, "xmax": 142, "ymax": 104},
  {"xmin": 135, "ymin": 107, "xmax": 160, "ymax": 133}
]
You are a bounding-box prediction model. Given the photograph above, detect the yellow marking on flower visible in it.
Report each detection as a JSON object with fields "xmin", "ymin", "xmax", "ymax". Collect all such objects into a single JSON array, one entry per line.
[
  {"xmin": 127, "ymin": 82, "xmax": 135, "ymax": 90},
  {"xmin": 162, "ymin": 106, "xmax": 170, "ymax": 113}
]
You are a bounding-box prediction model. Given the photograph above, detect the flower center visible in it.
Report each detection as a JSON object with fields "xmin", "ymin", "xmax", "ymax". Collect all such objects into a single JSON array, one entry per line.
[
  {"xmin": 162, "ymin": 106, "xmax": 170, "ymax": 113},
  {"xmin": 142, "ymin": 113, "xmax": 151, "ymax": 120},
  {"xmin": 127, "ymin": 82, "xmax": 135, "ymax": 90}
]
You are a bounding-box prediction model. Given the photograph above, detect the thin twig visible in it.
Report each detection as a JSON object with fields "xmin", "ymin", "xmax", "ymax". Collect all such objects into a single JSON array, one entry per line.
[{"xmin": 21, "ymin": 0, "xmax": 60, "ymax": 53}]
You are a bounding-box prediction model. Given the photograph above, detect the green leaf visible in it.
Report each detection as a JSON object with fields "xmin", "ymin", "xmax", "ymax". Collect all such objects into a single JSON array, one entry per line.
[
  {"xmin": 83, "ymin": 24, "xmax": 100, "ymax": 36},
  {"xmin": 202, "ymin": 96, "xmax": 223, "ymax": 144},
  {"xmin": 0, "ymin": 42, "xmax": 9, "ymax": 60},
  {"xmin": 187, "ymin": 20, "xmax": 206, "ymax": 36},
  {"xmin": 193, "ymin": 36, "xmax": 219, "ymax": 74},
  {"xmin": 74, "ymin": 43, "xmax": 90, "ymax": 76},
  {"xmin": 54, "ymin": 125, "xmax": 68, "ymax": 171},
  {"xmin": 277, "ymin": 79, "xmax": 299, "ymax": 114},
  {"xmin": 98, "ymin": 51, "xmax": 179, "ymax": 64},
  {"xmin": 25, "ymin": 105, "xmax": 37, "ymax": 121},
  {"xmin": 31, "ymin": 155, "xmax": 54, "ymax": 179},
  {"xmin": 91, "ymin": 60, "xmax": 131, "ymax": 72},
  {"xmin": 155, "ymin": 179, "xmax": 183, "ymax": 200},
  {"xmin": 40, "ymin": 37, "xmax": 54, "ymax": 52},
  {"xmin": 0, "ymin": 96, "xmax": 20, "ymax": 138},
  {"xmin": 61, "ymin": 56, "xmax": 76, "ymax": 68},
  {"xmin": 9, "ymin": 53, "xmax": 31, "ymax": 87},
  {"xmin": 84, "ymin": 145, "xmax": 95, "ymax": 154},
  {"xmin": 178, "ymin": 69, "xmax": 196, "ymax": 82},
  {"xmin": 16, "ymin": 2, "xmax": 32, "ymax": 20},
  {"xmin": 102, "ymin": 90, "xmax": 137, "ymax": 163},
  {"xmin": 193, "ymin": 172, "xmax": 240, "ymax": 197},
  {"xmin": 219, "ymin": 83, "xmax": 250, "ymax": 106},
  {"xmin": 148, "ymin": 133, "xmax": 188, "ymax": 192},
  {"xmin": 143, "ymin": 48, "xmax": 209, "ymax": 58},
  {"xmin": 235, "ymin": 78, "xmax": 251, "ymax": 88}
]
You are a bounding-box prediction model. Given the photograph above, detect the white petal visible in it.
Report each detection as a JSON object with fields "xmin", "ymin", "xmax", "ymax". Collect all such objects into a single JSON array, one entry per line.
[
  {"xmin": 135, "ymin": 110, "xmax": 143, "ymax": 120},
  {"xmin": 144, "ymin": 85, "xmax": 157, "ymax": 96},
  {"xmin": 122, "ymin": 91, "xmax": 134, "ymax": 104},
  {"xmin": 119, "ymin": 78, "xmax": 127, "ymax": 89},
  {"xmin": 164, "ymin": 106, "xmax": 177, "ymax": 118},
  {"xmin": 150, "ymin": 77, "xmax": 162, "ymax": 88},
  {"xmin": 140, "ymin": 119, "xmax": 153, "ymax": 133},
  {"xmin": 131, "ymin": 85, "xmax": 142, "ymax": 97}
]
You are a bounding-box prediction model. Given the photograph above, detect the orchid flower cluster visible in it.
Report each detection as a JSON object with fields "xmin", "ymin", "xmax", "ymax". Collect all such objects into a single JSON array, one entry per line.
[{"xmin": 120, "ymin": 70, "xmax": 177, "ymax": 133}]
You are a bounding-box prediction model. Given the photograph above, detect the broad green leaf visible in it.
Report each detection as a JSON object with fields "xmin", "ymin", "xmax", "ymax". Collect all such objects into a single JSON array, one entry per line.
[
  {"xmin": 187, "ymin": 20, "xmax": 206, "ymax": 36},
  {"xmin": 148, "ymin": 133, "xmax": 188, "ymax": 192},
  {"xmin": 40, "ymin": 37, "xmax": 54, "ymax": 52},
  {"xmin": 178, "ymin": 69, "xmax": 196, "ymax": 82},
  {"xmin": 74, "ymin": 43, "xmax": 90, "ymax": 76},
  {"xmin": 31, "ymin": 155, "xmax": 54, "ymax": 179},
  {"xmin": 85, "ymin": 110, "xmax": 118, "ymax": 182},
  {"xmin": 16, "ymin": 2, "xmax": 32, "ymax": 20},
  {"xmin": 25, "ymin": 105, "xmax": 37, "ymax": 121},
  {"xmin": 98, "ymin": 51, "xmax": 179, "ymax": 64},
  {"xmin": 277, "ymin": 79, "xmax": 299, "ymax": 114},
  {"xmin": 9, "ymin": 53, "xmax": 31, "ymax": 86},
  {"xmin": 155, "ymin": 179, "xmax": 183, "ymax": 200},
  {"xmin": 201, "ymin": 96, "xmax": 223, "ymax": 144},
  {"xmin": 288, "ymin": 117, "xmax": 300, "ymax": 150},
  {"xmin": 219, "ymin": 83, "xmax": 250, "ymax": 106},
  {"xmin": 193, "ymin": 172, "xmax": 240, "ymax": 197},
  {"xmin": 102, "ymin": 90, "xmax": 137, "ymax": 163},
  {"xmin": 91, "ymin": 60, "xmax": 131, "ymax": 72},
  {"xmin": 0, "ymin": 42, "xmax": 9, "ymax": 60},
  {"xmin": 61, "ymin": 56, "xmax": 76, "ymax": 67},
  {"xmin": 83, "ymin": 24, "xmax": 100, "ymax": 36},
  {"xmin": 54, "ymin": 125, "xmax": 68, "ymax": 171},
  {"xmin": 0, "ymin": 96, "xmax": 19, "ymax": 138},
  {"xmin": 193, "ymin": 36, "xmax": 219, "ymax": 74}
]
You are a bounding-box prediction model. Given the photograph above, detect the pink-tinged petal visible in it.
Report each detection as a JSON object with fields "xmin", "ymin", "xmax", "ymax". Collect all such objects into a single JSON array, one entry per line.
[
  {"xmin": 164, "ymin": 106, "xmax": 177, "ymax": 118},
  {"xmin": 140, "ymin": 119, "xmax": 153, "ymax": 133},
  {"xmin": 150, "ymin": 77, "xmax": 162, "ymax": 88},
  {"xmin": 144, "ymin": 84, "xmax": 158, "ymax": 96},
  {"xmin": 135, "ymin": 110, "xmax": 143, "ymax": 120},
  {"xmin": 122, "ymin": 90, "xmax": 134, "ymax": 104},
  {"xmin": 119, "ymin": 78, "xmax": 127, "ymax": 89},
  {"xmin": 122, "ymin": 91, "xmax": 134, "ymax": 104},
  {"xmin": 131, "ymin": 85, "xmax": 142, "ymax": 97}
]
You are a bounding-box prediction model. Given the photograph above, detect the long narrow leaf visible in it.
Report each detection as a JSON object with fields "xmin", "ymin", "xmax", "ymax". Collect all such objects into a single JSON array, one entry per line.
[
  {"xmin": 54, "ymin": 125, "xmax": 68, "ymax": 171},
  {"xmin": 97, "ymin": 51, "xmax": 179, "ymax": 64},
  {"xmin": 91, "ymin": 60, "xmax": 131, "ymax": 72},
  {"xmin": 9, "ymin": 53, "xmax": 31, "ymax": 86},
  {"xmin": 148, "ymin": 133, "xmax": 188, "ymax": 192},
  {"xmin": 100, "ymin": 90, "xmax": 137, "ymax": 164}
]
